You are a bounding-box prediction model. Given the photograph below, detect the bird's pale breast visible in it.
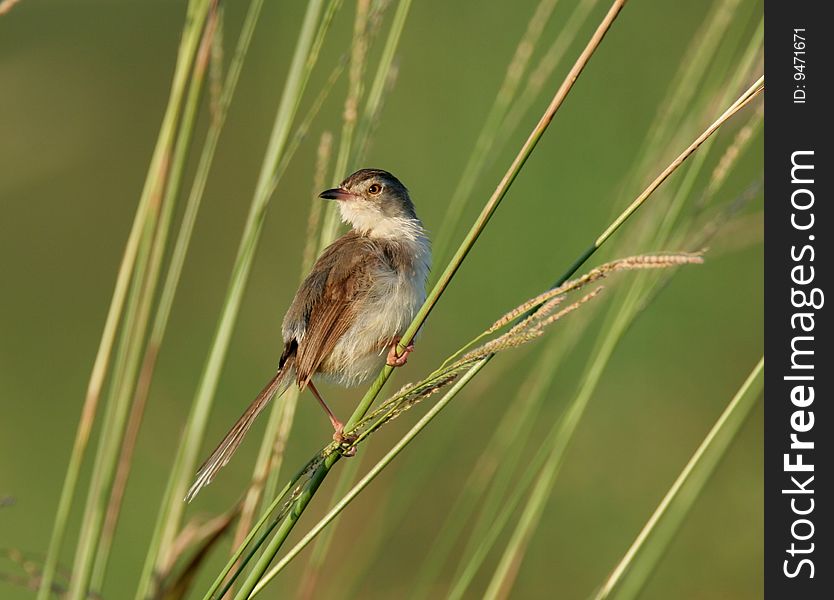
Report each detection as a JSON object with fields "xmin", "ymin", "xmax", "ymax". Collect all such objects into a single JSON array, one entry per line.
[{"xmin": 320, "ymin": 236, "xmax": 429, "ymax": 386}]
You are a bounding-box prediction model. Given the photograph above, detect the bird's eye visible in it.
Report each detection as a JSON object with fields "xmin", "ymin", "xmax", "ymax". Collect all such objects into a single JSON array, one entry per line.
[{"xmin": 368, "ymin": 183, "xmax": 382, "ymax": 195}]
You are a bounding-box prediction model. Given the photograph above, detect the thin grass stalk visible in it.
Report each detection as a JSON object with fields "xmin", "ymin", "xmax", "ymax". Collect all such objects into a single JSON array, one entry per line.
[
  {"xmin": 495, "ymin": 0, "xmax": 599, "ymax": 151},
  {"xmin": 353, "ymin": 0, "xmax": 413, "ymax": 161},
  {"xmin": 481, "ymin": 432, "xmax": 563, "ymax": 600},
  {"xmin": 339, "ymin": 0, "xmax": 599, "ymax": 579},
  {"xmin": 68, "ymin": 186, "xmax": 162, "ymax": 596},
  {"xmin": 87, "ymin": 11, "xmax": 219, "ymax": 592},
  {"xmin": 455, "ymin": 118, "xmax": 759, "ymax": 595},
  {"xmin": 295, "ymin": 454, "xmax": 363, "ymax": 600},
  {"xmin": 69, "ymin": 17, "xmax": 213, "ymax": 595},
  {"xmin": 233, "ymin": 131, "xmax": 335, "ymax": 558},
  {"xmin": 235, "ymin": 36, "xmax": 345, "ymax": 562},
  {"xmin": 141, "ymin": 0, "xmax": 269, "ymax": 367},
  {"xmin": 431, "ymin": 0, "xmax": 562, "ymax": 262},
  {"xmin": 35, "ymin": 1, "xmax": 213, "ymax": 595},
  {"xmin": 302, "ymin": 0, "xmax": 345, "ymax": 94},
  {"xmin": 484, "ymin": 208, "xmax": 746, "ymax": 598},
  {"xmin": 36, "ymin": 208, "xmax": 144, "ymax": 599},
  {"xmin": 268, "ymin": 59, "xmax": 347, "ymax": 199},
  {"xmin": 318, "ymin": 0, "xmax": 372, "ymax": 252},
  {"xmin": 200, "ymin": 457, "xmax": 322, "ymax": 600},
  {"xmin": 633, "ymin": 184, "xmax": 762, "ymax": 343},
  {"xmin": 67, "ymin": 1, "xmax": 215, "ymax": 597},
  {"xmin": 233, "ymin": 462, "xmax": 332, "ymax": 599},
  {"xmin": 592, "ymin": 75, "xmax": 762, "ymax": 250},
  {"xmin": 446, "ymin": 409, "xmax": 564, "ymax": 599},
  {"xmin": 626, "ymin": 62, "xmax": 763, "ymax": 325},
  {"xmin": 594, "ymin": 0, "xmax": 745, "ymax": 260},
  {"xmin": 230, "ymin": 337, "xmax": 304, "ymax": 553},
  {"xmin": 266, "ymin": 0, "xmax": 346, "ymax": 199},
  {"xmin": 478, "ymin": 77, "xmax": 764, "ymax": 600},
  {"xmin": 703, "ymin": 104, "xmax": 763, "ymax": 204},
  {"xmin": 67, "ymin": 230, "xmax": 156, "ymax": 600},
  {"xmin": 250, "ymin": 362, "xmax": 487, "ymax": 595},
  {"xmin": 413, "ymin": 333, "xmax": 570, "ymax": 597},
  {"xmin": 596, "ymin": 34, "xmax": 762, "ymax": 405},
  {"xmin": 348, "ymin": 0, "xmax": 629, "ymax": 433},
  {"xmin": 256, "ymin": 269, "xmax": 649, "ymax": 593},
  {"xmin": 447, "ymin": 285, "xmax": 669, "ymax": 598},
  {"xmin": 312, "ymin": 0, "xmax": 407, "ymax": 249},
  {"xmin": 301, "ymin": 132, "xmax": 334, "ymax": 273},
  {"xmin": 623, "ymin": 3, "xmax": 755, "ymax": 274},
  {"xmin": 270, "ymin": 0, "xmax": 399, "ymax": 200},
  {"xmin": 99, "ymin": 2, "xmax": 268, "ymax": 580},
  {"xmin": 294, "ymin": 0, "xmax": 416, "ymax": 579},
  {"xmin": 649, "ymin": 22, "xmax": 762, "ymax": 253},
  {"xmin": 253, "ymin": 391, "xmax": 299, "ymax": 524},
  {"xmin": 569, "ymin": 0, "xmax": 741, "ymax": 266},
  {"xmin": 472, "ymin": 293, "xmax": 642, "ymax": 599},
  {"xmin": 224, "ymin": 3, "xmax": 628, "ymax": 593},
  {"xmin": 338, "ymin": 87, "xmax": 756, "ymax": 596},
  {"xmin": 254, "ymin": 134, "xmax": 336, "ymax": 515},
  {"xmin": 329, "ymin": 360, "xmax": 533, "ymax": 598},
  {"xmin": 134, "ymin": 3, "xmax": 327, "ymax": 597},
  {"xmin": 423, "ymin": 75, "xmax": 763, "ymax": 599},
  {"xmin": 595, "ymin": 357, "xmax": 764, "ymax": 600},
  {"xmin": 229, "ymin": 387, "xmax": 297, "ymax": 555},
  {"xmin": 100, "ymin": 0, "xmax": 268, "ymax": 570},
  {"xmin": 234, "ymin": 10, "xmax": 759, "ymax": 598},
  {"xmin": 628, "ymin": 0, "xmax": 742, "ymax": 187},
  {"xmin": 219, "ymin": 405, "xmax": 286, "ymax": 595},
  {"xmin": 36, "ymin": 133, "xmax": 152, "ymax": 599},
  {"xmin": 616, "ymin": 30, "xmax": 762, "ymax": 330},
  {"xmin": 207, "ymin": 8, "xmax": 225, "ymax": 123}
]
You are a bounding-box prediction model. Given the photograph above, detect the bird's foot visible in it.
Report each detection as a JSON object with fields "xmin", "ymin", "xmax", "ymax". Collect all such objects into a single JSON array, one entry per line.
[
  {"xmin": 386, "ymin": 338, "xmax": 414, "ymax": 367},
  {"xmin": 333, "ymin": 425, "xmax": 357, "ymax": 457}
]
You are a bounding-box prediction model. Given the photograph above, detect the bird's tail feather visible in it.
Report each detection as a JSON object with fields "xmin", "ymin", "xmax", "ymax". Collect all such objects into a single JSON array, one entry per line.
[{"xmin": 185, "ymin": 363, "xmax": 292, "ymax": 502}]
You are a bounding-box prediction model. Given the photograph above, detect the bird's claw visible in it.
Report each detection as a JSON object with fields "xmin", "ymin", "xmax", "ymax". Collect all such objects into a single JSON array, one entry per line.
[
  {"xmin": 333, "ymin": 428, "xmax": 357, "ymax": 457},
  {"xmin": 386, "ymin": 339, "xmax": 414, "ymax": 367}
]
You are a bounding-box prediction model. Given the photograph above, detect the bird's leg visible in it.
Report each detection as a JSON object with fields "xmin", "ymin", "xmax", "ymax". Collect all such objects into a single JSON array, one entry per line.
[
  {"xmin": 386, "ymin": 337, "xmax": 414, "ymax": 367},
  {"xmin": 307, "ymin": 380, "xmax": 344, "ymax": 434},
  {"xmin": 308, "ymin": 381, "xmax": 356, "ymax": 455}
]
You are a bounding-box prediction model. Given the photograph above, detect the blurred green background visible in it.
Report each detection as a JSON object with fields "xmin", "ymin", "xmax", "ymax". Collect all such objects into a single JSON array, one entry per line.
[{"xmin": 1, "ymin": 0, "xmax": 762, "ymax": 598}]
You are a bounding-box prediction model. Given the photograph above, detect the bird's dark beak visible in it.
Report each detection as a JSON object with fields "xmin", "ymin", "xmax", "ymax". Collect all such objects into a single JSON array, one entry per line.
[{"xmin": 318, "ymin": 187, "xmax": 354, "ymax": 201}]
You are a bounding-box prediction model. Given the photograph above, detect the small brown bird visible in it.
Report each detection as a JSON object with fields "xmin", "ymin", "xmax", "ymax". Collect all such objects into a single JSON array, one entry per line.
[{"xmin": 186, "ymin": 169, "xmax": 431, "ymax": 501}]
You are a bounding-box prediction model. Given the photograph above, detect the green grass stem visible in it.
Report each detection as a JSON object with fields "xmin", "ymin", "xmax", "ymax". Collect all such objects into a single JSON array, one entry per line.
[
  {"xmin": 99, "ymin": 3, "xmax": 270, "ymax": 568},
  {"xmin": 217, "ymin": 2, "xmax": 629, "ymax": 593},
  {"xmin": 594, "ymin": 358, "xmax": 764, "ymax": 600},
  {"xmin": 353, "ymin": 0, "xmax": 413, "ymax": 162},
  {"xmin": 134, "ymin": 3, "xmax": 328, "ymax": 597},
  {"xmin": 431, "ymin": 0, "xmax": 564, "ymax": 262},
  {"xmin": 38, "ymin": 2, "xmax": 215, "ymax": 598},
  {"xmin": 87, "ymin": 11, "xmax": 220, "ymax": 592},
  {"xmin": 476, "ymin": 76, "xmax": 763, "ymax": 599},
  {"xmin": 251, "ymin": 362, "xmax": 487, "ymax": 595},
  {"xmin": 494, "ymin": 0, "xmax": 600, "ymax": 152},
  {"xmin": 318, "ymin": 0, "xmax": 372, "ymax": 252}
]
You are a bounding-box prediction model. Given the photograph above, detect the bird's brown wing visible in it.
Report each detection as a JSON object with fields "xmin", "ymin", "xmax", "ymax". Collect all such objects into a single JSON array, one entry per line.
[{"xmin": 288, "ymin": 232, "xmax": 379, "ymax": 387}]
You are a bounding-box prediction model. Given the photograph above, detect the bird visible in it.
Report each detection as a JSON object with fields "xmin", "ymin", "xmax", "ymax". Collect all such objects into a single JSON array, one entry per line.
[{"xmin": 185, "ymin": 169, "xmax": 431, "ymax": 501}]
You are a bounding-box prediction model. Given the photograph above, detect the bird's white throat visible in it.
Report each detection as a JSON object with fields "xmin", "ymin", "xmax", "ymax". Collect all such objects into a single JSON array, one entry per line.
[{"xmin": 338, "ymin": 200, "xmax": 426, "ymax": 243}]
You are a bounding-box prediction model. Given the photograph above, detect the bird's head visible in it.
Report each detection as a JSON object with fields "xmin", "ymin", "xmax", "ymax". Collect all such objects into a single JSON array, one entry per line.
[{"xmin": 319, "ymin": 169, "xmax": 420, "ymax": 238}]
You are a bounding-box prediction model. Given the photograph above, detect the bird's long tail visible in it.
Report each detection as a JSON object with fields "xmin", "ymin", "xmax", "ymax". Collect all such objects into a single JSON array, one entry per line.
[{"xmin": 185, "ymin": 361, "xmax": 293, "ymax": 502}]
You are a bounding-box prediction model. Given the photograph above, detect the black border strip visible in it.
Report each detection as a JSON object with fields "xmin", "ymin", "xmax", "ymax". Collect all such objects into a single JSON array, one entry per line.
[{"xmin": 765, "ymin": 2, "xmax": 831, "ymax": 597}]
